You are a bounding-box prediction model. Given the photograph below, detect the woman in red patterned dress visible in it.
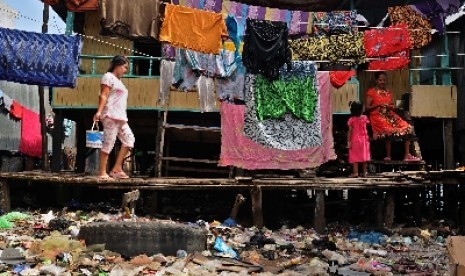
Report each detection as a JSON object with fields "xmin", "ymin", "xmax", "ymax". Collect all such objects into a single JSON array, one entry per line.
[{"xmin": 365, "ymin": 71, "xmax": 420, "ymax": 161}]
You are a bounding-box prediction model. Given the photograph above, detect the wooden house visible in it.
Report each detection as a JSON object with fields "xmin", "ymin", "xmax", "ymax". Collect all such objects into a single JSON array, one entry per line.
[{"xmin": 47, "ymin": 1, "xmax": 461, "ymax": 177}]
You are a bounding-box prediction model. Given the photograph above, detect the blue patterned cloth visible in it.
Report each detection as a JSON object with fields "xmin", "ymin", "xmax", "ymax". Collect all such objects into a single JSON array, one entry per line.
[{"xmin": 0, "ymin": 27, "xmax": 82, "ymax": 88}]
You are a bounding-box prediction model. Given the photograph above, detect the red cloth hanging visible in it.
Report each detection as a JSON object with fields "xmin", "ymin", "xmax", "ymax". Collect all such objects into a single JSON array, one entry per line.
[
  {"xmin": 66, "ymin": 0, "xmax": 98, "ymax": 12},
  {"xmin": 9, "ymin": 100, "xmax": 23, "ymax": 120},
  {"xmin": 19, "ymin": 108, "xmax": 42, "ymax": 158},
  {"xmin": 329, "ymin": 70, "xmax": 356, "ymax": 89}
]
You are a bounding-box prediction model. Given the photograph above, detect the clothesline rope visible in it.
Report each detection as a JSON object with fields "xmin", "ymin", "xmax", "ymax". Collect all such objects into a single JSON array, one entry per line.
[
  {"xmin": 1, "ymin": 7, "xmax": 464, "ymax": 62},
  {"xmin": 0, "ymin": 6, "xmax": 155, "ymax": 58}
]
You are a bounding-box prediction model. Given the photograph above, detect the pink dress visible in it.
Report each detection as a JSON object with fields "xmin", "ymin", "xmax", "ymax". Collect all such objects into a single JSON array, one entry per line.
[{"xmin": 348, "ymin": 115, "xmax": 370, "ymax": 163}]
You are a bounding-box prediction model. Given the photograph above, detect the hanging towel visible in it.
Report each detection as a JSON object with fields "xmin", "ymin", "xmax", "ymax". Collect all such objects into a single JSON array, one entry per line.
[
  {"xmin": 19, "ymin": 107, "xmax": 42, "ymax": 158},
  {"xmin": 197, "ymin": 76, "xmax": 217, "ymax": 112},
  {"xmin": 219, "ymin": 72, "xmax": 336, "ymax": 169},
  {"xmin": 159, "ymin": 60, "xmax": 175, "ymax": 106},
  {"xmin": 0, "ymin": 27, "xmax": 81, "ymax": 88},
  {"xmin": 159, "ymin": 3, "xmax": 228, "ymax": 54},
  {"xmin": 9, "ymin": 100, "xmax": 23, "ymax": 120},
  {"xmin": 100, "ymin": 0, "xmax": 161, "ymax": 40}
]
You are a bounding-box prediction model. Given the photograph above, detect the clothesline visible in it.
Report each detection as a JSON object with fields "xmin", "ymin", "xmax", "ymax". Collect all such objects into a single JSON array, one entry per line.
[{"xmin": 0, "ymin": 6, "xmax": 155, "ymax": 58}]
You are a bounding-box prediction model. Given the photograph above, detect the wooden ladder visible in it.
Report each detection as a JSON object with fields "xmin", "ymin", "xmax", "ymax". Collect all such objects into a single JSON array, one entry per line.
[{"xmin": 155, "ymin": 92, "xmax": 223, "ymax": 177}]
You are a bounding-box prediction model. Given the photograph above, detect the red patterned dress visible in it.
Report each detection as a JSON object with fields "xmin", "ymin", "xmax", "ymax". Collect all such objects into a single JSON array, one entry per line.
[{"xmin": 366, "ymin": 88, "xmax": 413, "ymax": 140}]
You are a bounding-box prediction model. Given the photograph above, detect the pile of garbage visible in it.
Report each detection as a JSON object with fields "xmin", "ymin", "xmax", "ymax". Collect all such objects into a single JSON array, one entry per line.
[{"xmin": 0, "ymin": 209, "xmax": 453, "ymax": 275}]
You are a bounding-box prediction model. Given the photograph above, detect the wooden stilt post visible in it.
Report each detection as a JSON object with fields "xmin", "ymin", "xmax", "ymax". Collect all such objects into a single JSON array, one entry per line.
[
  {"xmin": 412, "ymin": 188, "xmax": 422, "ymax": 226},
  {"xmin": 51, "ymin": 110, "xmax": 64, "ymax": 172},
  {"xmin": 251, "ymin": 186, "xmax": 263, "ymax": 228},
  {"xmin": 0, "ymin": 180, "xmax": 10, "ymax": 213},
  {"xmin": 376, "ymin": 191, "xmax": 384, "ymax": 228},
  {"xmin": 385, "ymin": 190, "xmax": 395, "ymax": 228},
  {"xmin": 314, "ymin": 190, "xmax": 326, "ymax": 233},
  {"xmin": 39, "ymin": 3, "xmax": 50, "ymax": 172},
  {"xmin": 145, "ymin": 191, "xmax": 159, "ymax": 215}
]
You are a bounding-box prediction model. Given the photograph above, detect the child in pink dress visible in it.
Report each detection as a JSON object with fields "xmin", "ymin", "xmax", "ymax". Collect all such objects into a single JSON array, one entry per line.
[{"xmin": 347, "ymin": 101, "xmax": 370, "ymax": 177}]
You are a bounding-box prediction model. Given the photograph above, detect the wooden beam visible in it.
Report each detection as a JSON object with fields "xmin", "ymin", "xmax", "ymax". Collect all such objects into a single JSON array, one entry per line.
[
  {"xmin": 0, "ymin": 180, "xmax": 10, "ymax": 213},
  {"xmin": 444, "ymin": 119, "xmax": 454, "ymax": 170},
  {"xmin": 376, "ymin": 191, "xmax": 384, "ymax": 228},
  {"xmin": 384, "ymin": 191, "xmax": 395, "ymax": 228},
  {"xmin": 314, "ymin": 190, "xmax": 326, "ymax": 233},
  {"xmin": 51, "ymin": 110, "xmax": 64, "ymax": 172},
  {"xmin": 250, "ymin": 186, "xmax": 263, "ymax": 228},
  {"xmin": 412, "ymin": 188, "xmax": 422, "ymax": 226},
  {"xmin": 144, "ymin": 191, "xmax": 159, "ymax": 215}
]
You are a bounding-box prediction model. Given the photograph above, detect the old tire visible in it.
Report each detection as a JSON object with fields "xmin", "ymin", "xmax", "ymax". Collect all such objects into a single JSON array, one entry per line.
[{"xmin": 78, "ymin": 221, "xmax": 207, "ymax": 257}]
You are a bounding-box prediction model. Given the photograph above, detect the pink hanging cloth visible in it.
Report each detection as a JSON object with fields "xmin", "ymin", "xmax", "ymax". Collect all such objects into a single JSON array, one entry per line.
[
  {"xmin": 219, "ymin": 71, "xmax": 336, "ymax": 170},
  {"xmin": 19, "ymin": 107, "xmax": 42, "ymax": 158}
]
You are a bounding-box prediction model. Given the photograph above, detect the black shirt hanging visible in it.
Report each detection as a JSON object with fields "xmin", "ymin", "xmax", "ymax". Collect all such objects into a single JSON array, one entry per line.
[{"xmin": 242, "ymin": 18, "xmax": 292, "ymax": 81}]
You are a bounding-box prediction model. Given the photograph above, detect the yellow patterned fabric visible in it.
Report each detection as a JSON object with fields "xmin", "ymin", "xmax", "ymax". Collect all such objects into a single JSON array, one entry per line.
[{"xmin": 388, "ymin": 5, "xmax": 432, "ymax": 49}]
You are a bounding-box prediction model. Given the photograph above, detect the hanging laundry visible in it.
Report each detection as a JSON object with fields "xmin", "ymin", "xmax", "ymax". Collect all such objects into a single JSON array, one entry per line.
[
  {"xmin": 172, "ymin": 48, "xmax": 200, "ymax": 91},
  {"xmin": 289, "ymin": 36, "xmax": 330, "ymax": 61},
  {"xmin": 0, "ymin": 27, "xmax": 81, "ymax": 88},
  {"xmin": 9, "ymin": 101, "xmax": 23, "ymax": 120},
  {"xmin": 313, "ymin": 10, "xmax": 357, "ymax": 36},
  {"xmin": 197, "ymin": 76, "xmax": 217, "ymax": 112},
  {"xmin": 327, "ymin": 32, "xmax": 366, "ymax": 65},
  {"xmin": 216, "ymin": 70, "xmax": 245, "ymax": 102},
  {"xmin": 171, "ymin": 0, "xmax": 223, "ymax": 12},
  {"xmin": 254, "ymin": 61, "xmax": 318, "ymax": 122},
  {"xmin": 100, "ymin": 0, "xmax": 161, "ymax": 40},
  {"xmin": 19, "ymin": 107, "xmax": 42, "ymax": 158},
  {"xmin": 368, "ymin": 50, "xmax": 410, "ymax": 71},
  {"xmin": 185, "ymin": 49, "xmax": 237, "ymax": 78},
  {"xmin": 243, "ymin": 71, "xmax": 322, "ymax": 151},
  {"xmin": 411, "ymin": 0, "xmax": 460, "ymax": 34},
  {"xmin": 242, "ymin": 18, "xmax": 291, "ymax": 80},
  {"xmin": 388, "ymin": 6, "xmax": 432, "ymax": 49},
  {"xmin": 159, "ymin": 3, "xmax": 228, "ymax": 54},
  {"xmin": 329, "ymin": 70, "xmax": 356, "ymax": 89},
  {"xmin": 219, "ymin": 72, "xmax": 336, "ymax": 169},
  {"xmin": 66, "ymin": 0, "xmax": 98, "ymax": 12},
  {"xmin": 159, "ymin": 60, "xmax": 175, "ymax": 106},
  {"xmin": 364, "ymin": 24, "xmax": 412, "ymax": 57}
]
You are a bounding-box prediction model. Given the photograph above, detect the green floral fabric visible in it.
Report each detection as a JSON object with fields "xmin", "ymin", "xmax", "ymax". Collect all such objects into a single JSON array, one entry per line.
[{"xmin": 255, "ymin": 62, "xmax": 318, "ymax": 122}]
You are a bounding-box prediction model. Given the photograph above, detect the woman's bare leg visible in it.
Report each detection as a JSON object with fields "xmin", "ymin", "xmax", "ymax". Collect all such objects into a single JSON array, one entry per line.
[
  {"xmin": 404, "ymin": 140, "xmax": 412, "ymax": 159},
  {"xmin": 385, "ymin": 140, "xmax": 392, "ymax": 159},
  {"xmin": 351, "ymin": 163, "xmax": 359, "ymax": 177},
  {"xmin": 111, "ymin": 146, "xmax": 130, "ymax": 173},
  {"xmin": 99, "ymin": 151, "xmax": 109, "ymax": 177}
]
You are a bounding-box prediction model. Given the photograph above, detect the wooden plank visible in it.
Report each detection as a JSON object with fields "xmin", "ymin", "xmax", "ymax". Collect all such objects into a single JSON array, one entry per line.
[
  {"xmin": 376, "ymin": 191, "xmax": 384, "ymax": 228},
  {"xmin": 251, "ymin": 186, "xmax": 263, "ymax": 228},
  {"xmin": 445, "ymin": 119, "xmax": 454, "ymax": 169},
  {"xmin": 164, "ymin": 124, "xmax": 221, "ymax": 132},
  {"xmin": 314, "ymin": 190, "xmax": 326, "ymax": 233},
  {"xmin": 410, "ymin": 85, "xmax": 457, "ymax": 118},
  {"xmin": 384, "ymin": 191, "xmax": 395, "ymax": 228},
  {"xmin": 160, "ymin": 157, "xmax": 218, "ymax": 164},
  {"xmin": 330, "ymin": 83, "xmax": 358, "ymax": 113},
  {"xmin": 0, "ymin": 180, "xmax": 10, "ymax": 213}
]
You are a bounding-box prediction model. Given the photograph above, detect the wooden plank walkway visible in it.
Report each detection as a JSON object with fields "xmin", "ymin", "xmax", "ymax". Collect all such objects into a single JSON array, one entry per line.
[{"xmin": 1, "ymin": 170, "xmax": 464, "ymax": 232}]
